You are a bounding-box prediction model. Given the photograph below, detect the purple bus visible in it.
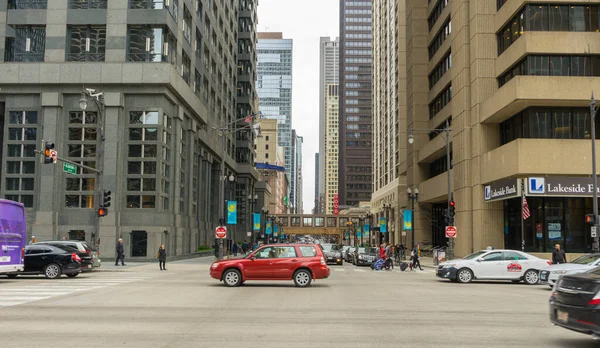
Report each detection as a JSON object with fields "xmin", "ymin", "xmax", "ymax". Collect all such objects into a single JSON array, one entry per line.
[{"xmin": 0, "ymin": 199, "xmax": 26, "ymax": 274}]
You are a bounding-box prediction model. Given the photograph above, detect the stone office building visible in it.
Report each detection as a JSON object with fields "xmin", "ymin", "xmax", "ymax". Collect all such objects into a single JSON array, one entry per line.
[{"xmin": 0, "ymin": 0, "xmax": 260, "ymax": 260}]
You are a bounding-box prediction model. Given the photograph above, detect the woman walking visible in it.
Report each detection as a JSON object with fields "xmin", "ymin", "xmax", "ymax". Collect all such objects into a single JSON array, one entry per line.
[{"xmin": 158, "ymin": 244, "xmax": 167, "ymax": 270}]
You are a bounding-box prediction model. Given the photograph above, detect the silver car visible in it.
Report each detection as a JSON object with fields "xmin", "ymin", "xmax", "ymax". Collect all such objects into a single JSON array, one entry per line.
[{"xmin": 539, "ymin": 253, "xmax": 600, "ymax": 287}]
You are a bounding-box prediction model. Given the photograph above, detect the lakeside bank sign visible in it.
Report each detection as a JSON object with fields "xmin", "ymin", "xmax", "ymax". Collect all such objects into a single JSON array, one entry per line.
[
  {"xmin": 527, "ymin": 177, "xmax": 600, "ymax": 197},
  {"xmin": 484, "ymin": 178, "xmax": 521, "ymax": 202}
]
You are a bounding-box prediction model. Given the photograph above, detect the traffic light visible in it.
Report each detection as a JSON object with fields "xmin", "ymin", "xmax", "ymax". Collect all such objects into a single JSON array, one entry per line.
[
  {"xmin": 97, "ymin": 207, "xmax": 107, "ymax": 217},
  {"xmin": 43, "ymin": 142, "xmax": 55, "ymax": 164},
  {"xmin": 586, "ymin": 214, "xmax": 596, "ymax": 225},
  {"xmin": 102, "ymin": 190, "xmax": 111, "ymax": 208},
  {"xmin": 449, "ymin": 200, "xmax": 456, "ymax": 218}
]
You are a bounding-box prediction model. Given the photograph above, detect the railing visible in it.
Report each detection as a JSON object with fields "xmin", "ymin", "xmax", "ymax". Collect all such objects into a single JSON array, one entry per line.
[
  {"xmin": 66, "ymin": 52, "xmax": 105, "ymax": 62},
  {"xmin": 126, "ymin": 52, "xmax": 168, "ymax": 62},
  {"xmin": 68, "ymin": 0, "xmax": 107, "ymax": 9},
  {"xmin": 7, "ymin": 53, "xmax": 44, "ymax": 62},
  {"xmin": 8, "ymin": 0, "xmax": 47, "ymax": 9}
]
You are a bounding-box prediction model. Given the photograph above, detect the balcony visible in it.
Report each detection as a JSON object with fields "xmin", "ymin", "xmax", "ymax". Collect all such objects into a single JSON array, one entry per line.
[
  {"xmin": 6, "ymin": 52, "xmax": 44, "ymax": 62},
  {"xmin": 68, "ymin": 0, "xmax": 107, "ymax": 9}
]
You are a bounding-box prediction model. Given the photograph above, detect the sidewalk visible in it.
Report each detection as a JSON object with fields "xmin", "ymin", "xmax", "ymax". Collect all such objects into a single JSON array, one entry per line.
[{"xmin": 95, "ymin": 262, "xmax": 147, "ymax": 272}]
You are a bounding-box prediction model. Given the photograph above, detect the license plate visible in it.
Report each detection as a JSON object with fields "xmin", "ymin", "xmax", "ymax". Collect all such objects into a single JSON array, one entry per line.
[
  {"xmin": 557, "ymin": 310, "xmax": 569, "ymax": 322},
  {"xmin": 87, "ymin": 264, "xmax": 92, "ymax": 268},
  {"xmin": 0, "ymin": 256, "xmax": 10, "ymax": 262}
]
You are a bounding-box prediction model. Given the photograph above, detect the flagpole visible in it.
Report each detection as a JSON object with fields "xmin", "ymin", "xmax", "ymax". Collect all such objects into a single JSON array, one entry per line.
[{"xmin": 521, "ymin": 182, "xmax": 525, "ymax": 252}]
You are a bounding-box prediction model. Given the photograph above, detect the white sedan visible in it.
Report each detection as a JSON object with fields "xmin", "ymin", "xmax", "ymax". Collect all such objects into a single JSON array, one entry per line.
[
  {"xmin": 436, "ymin": 249, "xmax": 551, "ymax": 284},
  {"xmin": 539, "ymin": 253, "xmax": 600, "ymax": 288}
]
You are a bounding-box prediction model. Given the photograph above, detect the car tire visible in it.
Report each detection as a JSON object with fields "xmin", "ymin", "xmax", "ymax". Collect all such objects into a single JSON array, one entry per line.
[
  {"xmin": 7, "ymin": 274, "xmax": 17, "ymax": 279},
  {"xmin": 44, "ymin": 264, "xmax": 62, "ymax": 279},
  {"xmin": 523, "ymin": 269, "xmax": 539, "ymax": 285},
  {"xmin": 222, "ymin": 269, "xmax": 242, "ymax": 287},
  {"xmin": 293, "ymin": 269, "xmax": 312, "ymax": 288},
  {"xmin": 456, "ymin": 268, "xmax": 473, "ymax": 283},
  {"xmin": 67, "ymin": 273, "xmax": 79, "ymax": 278}
]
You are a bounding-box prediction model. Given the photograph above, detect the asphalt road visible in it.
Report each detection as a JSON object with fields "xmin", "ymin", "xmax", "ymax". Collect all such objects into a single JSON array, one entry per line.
[{"xmin": 0, "ymin": 257, "xmax": 595, "ymax": 348}]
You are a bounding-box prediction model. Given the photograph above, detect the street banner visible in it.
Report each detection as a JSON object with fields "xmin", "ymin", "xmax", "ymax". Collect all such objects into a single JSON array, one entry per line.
[
  {"xmin": 227, "ymin": 201, "xmax": 237, "ymax": 224},
  {"xmin": 274, "ymin": 225, "xmax": 279, "ymax": 237},
  {"xmin": 253, "ymin": 213, "xmax": 261, "ymax": 231},
  {"xmin": 357, "ymin": 227, "xmax": 362, "ymax": 238},
  {"xmin": 380, "ymin": 217, "xmax": 387, "ymax": 233},
  {"xmin": 266, "ymin": 221, "xmax": 272, "ymax": 235},
  {"xmin": 403, "ymin": 210, "xmax": 413, "ymax": 230}
]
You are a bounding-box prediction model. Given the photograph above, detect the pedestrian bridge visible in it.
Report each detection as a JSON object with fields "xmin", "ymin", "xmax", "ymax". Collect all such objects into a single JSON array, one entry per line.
[{"xmin": 269, "ymin": 214, "xmax": 374, "ymax": 236}]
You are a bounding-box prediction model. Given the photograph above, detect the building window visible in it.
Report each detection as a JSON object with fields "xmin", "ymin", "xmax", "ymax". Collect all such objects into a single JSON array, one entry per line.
[
  {"xmin": 67, "ymin": 26, "xmax": 106, "ymax": 62},
  {"xmin": 429, "ymin": 153, "xmax": 452, "ymax": 178},
  {"xmin": 183, "ymin": 5, "xmax": 192, "ymax": 43},
  {"xmin": 129, "ymin": 0, "xmax": 177, "ymax": 21},
  {"xmin": 428, "ymin": 50, "xmax": 451, "ymax": 88},
  {"xmin": 428, "ymin": 20, "xmax": 451, "ymax": 59},
  {"xmin": 131, "ymin": 231, "xmax": 148, "ymax": 257},
  {"xmin": 127, "ymin": 111, "xmax": 160, "ymax": 209},
  {"xmin": 428, "ymin": 0, "xmax": 449, "ymax": 30},
  {"xmin": 65, "ymin": 111, "xmax": 97, "ymax": 208},
  {"xmin": 8, "ymin": 0, "xmax": 47, "ymax": 9},
  {"xmin": 4, "ymin": 111, "xmax": 38, "ymax": 208},
  {"xmin": 181, "ymin": 51, "xmax": 191, "ymax": 85},
  {"xmin": 428, "ymin": 84, "xmax": 452, "ymax": 119},
  {"xmin": 499, "ymin": 55, "xmax": 600, "ymax": 87},
  {"xmin": 4, "ymin": 26, "xmax": 46, "ymax": 62},
  {"xmin": 69, "ymin": 0, "xmax": 108, "ymax": 9},
  {"xmin": 497, "ymin": 0, "xmax": 508, "ymax": 10},
  {"xmin": 127, "ymin": 26, "xmax": 176, "ymax": 64},
  {"xmin": 500, "ymin": 107, "xmax": 600, "ymax": 144}
]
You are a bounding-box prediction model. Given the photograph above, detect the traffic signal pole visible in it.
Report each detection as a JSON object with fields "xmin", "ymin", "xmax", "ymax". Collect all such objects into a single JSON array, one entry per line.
[
  {"xmin": 590, "ymin": 93, "xmax": 599, "ymax": 252},
  {"xmin": 445, "ymin": 120, "xmax": 454, "ymax": 260}
]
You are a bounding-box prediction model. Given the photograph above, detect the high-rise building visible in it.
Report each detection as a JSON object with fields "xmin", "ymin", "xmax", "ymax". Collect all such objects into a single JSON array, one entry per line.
[
  {"xmin": 371, "ymin": 0, "xmax": 405, "ymax": 245},
  {"xmin": 0, "ymin": 0, "xmax": 258, "ymax": 259},
  {"xmin": 255, "ymin": 119, "xmax": 286, "ymax": 214},
  {"xmin": 338, "ymin": 0, "xmax": 373, "ymax": 207},
  {"xmin": 325, "ymin": 85, "xmax": 340, "ymax": 214},
  {"xmin": 318, "ymin": 37, "xmax": 339, "ymax": 206},
  {"xmin": 314, "ymin": 152, "xmax": 320, "ymax": 213},
  {"xmin": 399, "ymin": 0, "xmax": 600, "ymax": 257},
  {"xmin": 256, "ymin": 32, "xmax": 293, "ymax": 191},
  {"xmin": 290, "ymin": 129, "xmax": 303, "ymax": 213}
]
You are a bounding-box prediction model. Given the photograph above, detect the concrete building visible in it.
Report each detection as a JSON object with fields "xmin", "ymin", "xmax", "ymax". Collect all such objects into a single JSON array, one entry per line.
[
  {"xmin": 398, "ymin": 0, "xmax": 600, "ymax": 257},
  {"xmin": 318, "ymin": 37, "xmax": 339, "ymax": 206},
  {"xmin": 0, "ymin": 0, "xmax": 259, "ymax": 260},
  {"xmin": 291, "ymin": 129, "xmax": 303, "ymax": 213},
  {"xmin": 256, "ymin": 32, "xmax": 293, "ymax": 199},
  {"xmin": 338, "ymin": 0, "xmax": 373, "ymax": 207},
  {"xmin": 254, "ymin": 118, "xmax": 286, "ymax": 214},
  {"xmin": 314, "ymin": 152, "xmax": 320, "ymax": 213},
  {"xmin": 325, "ymin": 84, "xmax": 340, "ymax": 214},
  {"xmin": 370, "ymin": 0, "xmax": 406, "ymax": 246}
]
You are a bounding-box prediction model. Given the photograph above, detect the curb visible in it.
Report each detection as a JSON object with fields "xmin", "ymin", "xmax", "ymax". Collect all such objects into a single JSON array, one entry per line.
[{"xmin": 101, "ymin": 250, "xmax": 215, "ymax": 263}]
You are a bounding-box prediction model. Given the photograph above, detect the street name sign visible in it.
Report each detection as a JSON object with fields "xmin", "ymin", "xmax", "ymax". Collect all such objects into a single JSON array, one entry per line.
[{"xmin": 63, "ymin": 162, "xmax": 77, "ymax": 175}]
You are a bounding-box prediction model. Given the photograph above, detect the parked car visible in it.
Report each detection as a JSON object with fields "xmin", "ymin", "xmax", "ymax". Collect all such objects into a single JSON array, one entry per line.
[
  {"xmin": 344, "ymin": 247, "xmax": 356, "ymax": 263},
  {"xmin": 549, "ymin": 267, "xmax": 600, "ymax": 338},
  {"xmin": 540, "ymin": 254, "xmax": 600, "ymax": 288},
  {"xmin": 354, "ymin": 247, "xmax": 377, "ymax": 266},
  {"xmin": 34, "ymin": 240, "xmax": 101, "ymax": 272},
  {"xmin": 210, "ymin": 243, "xmax": 330, "ymax": 287},
  {"xmin": 436, "ymin": 249, "xmax": 551, "ymax": 284},
  {"xmin": 322, "ymin": 243, "xmax": 343, "ymax": 265},
  {"xmin": 7, "ymin": 244, "xmax": 82, "ymax": 279}
]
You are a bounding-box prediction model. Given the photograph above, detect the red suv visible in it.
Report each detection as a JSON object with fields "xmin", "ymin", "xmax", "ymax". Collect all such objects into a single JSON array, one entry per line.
[{"xmin": 210, "ymin": 243, "xmax": 330, "ymax": 287}]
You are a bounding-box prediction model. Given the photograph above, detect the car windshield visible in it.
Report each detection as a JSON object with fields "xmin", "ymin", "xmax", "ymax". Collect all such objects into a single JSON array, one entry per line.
[
  {"xmin": 463, "ymin": 251, "xmax": 487, "ymax": 260},
  {"xmin": 322, "ymin": 244, "xmax": 333, "ymax": 251},
  {"xmin": 571, "ymin": 254, "xmax": 600, "ymax": 265},
  {"xmin": 357, "ymin": 247, "xmax": 366, "ymax": 253}
]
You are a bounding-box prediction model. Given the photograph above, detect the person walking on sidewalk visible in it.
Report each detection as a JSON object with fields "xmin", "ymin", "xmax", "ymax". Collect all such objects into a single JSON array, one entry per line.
[
  {"xmin": 411, "ymin": 243, "xmax": 423, "ymax": 271},
  {"xmin": 552, "ymin": 244, "xmax": 566, "ymax": 264},
  {"xmin": 158, "ymin": 244, "xmax": 167, "ymax": 270},
  {"xmin": 115, "ymin": 238, "xmax": 125, "ymax": 266},
  {"xmin": 232, "ymin": 241, "xmax": 238, "ymax": 257}
]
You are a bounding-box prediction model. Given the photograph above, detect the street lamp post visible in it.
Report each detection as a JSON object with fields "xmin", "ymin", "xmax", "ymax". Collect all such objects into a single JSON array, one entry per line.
[
  {"xmin": 590, "ymin": 93, "xmax": 600, "ymax": 252},
  {"xmin": 382, "ymin": 203, "xmax": 392, "ymax": 245},
  {"xmin": 79, "ymin": 88, "xmax": 105, "ymax": 248},
  {"xmin": 366, "ymin": 212, "xmax": 373, "ymax": 247},
  {"xmin": 359, "ymin": 214, "xmax": 365, "ymax": 247},
  {"xmin": 248, "ymin": 193, "xmax": 258, "ymax": 246},
  {"xmin": 408, "ymin": 119, "xmax": 453, "ymax": 259},
  {"xmin": 407, "ymin": 187, "xmax": 419, "ymax": 250},
  {"xmin": 261, "ymin": 207, "xmax": 269, "ymax": 244}
]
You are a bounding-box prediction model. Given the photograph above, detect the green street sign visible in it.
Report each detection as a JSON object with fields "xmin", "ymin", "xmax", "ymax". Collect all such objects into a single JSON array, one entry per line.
[{"xmin": 63, "ymin": 162, "xmax": 77, "ymax": 175}]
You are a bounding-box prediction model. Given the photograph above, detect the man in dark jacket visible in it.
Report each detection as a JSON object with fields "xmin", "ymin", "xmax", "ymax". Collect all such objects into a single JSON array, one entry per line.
[
  {"xmin": 115, "ymin": 238, "xmax": 125, "ymax": 266},
  {"xmin": 552, "ymin": 244, "xmax": 566, "ymax": 264}
]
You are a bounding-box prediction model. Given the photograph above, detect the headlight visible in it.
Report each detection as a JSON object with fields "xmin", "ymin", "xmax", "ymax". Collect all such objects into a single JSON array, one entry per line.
[
  {"xmin": 442, "ymin": 264, "xmax": 456, "ymax": 268},
  {"xmin": 210, "ymin": 263, "xmax": 218, "ymax": 269},
  {"xmin": 551, "ymin": 270, "xmax": 567, "ymax": 275},
  {"xmin": 358, "ymin": 255, "xmax": 364, "ymax": 259}
]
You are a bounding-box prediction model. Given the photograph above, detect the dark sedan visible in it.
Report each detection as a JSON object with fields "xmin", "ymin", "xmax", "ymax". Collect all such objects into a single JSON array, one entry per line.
[
  {"xmin": 549, "ymin": 267, "xmax": 600, "ymax": 338},
  {"xmin": 322, "ymin": 244, "xmax": 343, "ymax": 265},
  {"xmin": 7, "ymin": 244, "xmax": 82, "ymax": 279},
  {"xmin": 354, "ymin": 247, "xmax": 377, "ymax": 266}
]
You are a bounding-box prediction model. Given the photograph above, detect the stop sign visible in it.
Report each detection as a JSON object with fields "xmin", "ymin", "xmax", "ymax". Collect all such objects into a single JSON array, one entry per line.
[
  {"xmin": 215, "ymin": 226, "xmax": 227, "ymax": 239},
  {"xmin": 445, "ymin": 226, "xmax": 457, "ymax": 238}
]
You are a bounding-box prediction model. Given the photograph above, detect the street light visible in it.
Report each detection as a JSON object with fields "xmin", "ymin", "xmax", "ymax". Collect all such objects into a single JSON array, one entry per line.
[
  {"xmin": 365, "ymin": 212, "xmax": 373, "ymax": 247},
  {"xmin": 261, "ymin": 207, "xmax": 269, "ymax": 244},
  {"xmin": 79, "ymin": 88, "xmax": 105, "ymax": 250},
  {"xmin": 248, "ymin": 193, "xmax": 258, "ymax": 246},
  {"xmin": 358, "ymin": 214, "xmax": 365, "ymax": 247},
  {"xmin": 382, "ymin": 203, "xmax": 392, "ymax": 245},
  {"xmin": 407, "ymin": 187, "xmax": 419, "ymax": 251},
  {"xmin": 590, "ymin": 93, "xmax": 600, "ymax": 252},
  {"xmin": 408, "ymin": 119, "xmax": 454, "ymax": 259}
]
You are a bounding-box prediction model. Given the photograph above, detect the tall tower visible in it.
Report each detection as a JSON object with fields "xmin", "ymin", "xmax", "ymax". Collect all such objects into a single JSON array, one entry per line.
[{"xmin": 339, "ymin": 0, "xmax": 373, "ymax": 207}]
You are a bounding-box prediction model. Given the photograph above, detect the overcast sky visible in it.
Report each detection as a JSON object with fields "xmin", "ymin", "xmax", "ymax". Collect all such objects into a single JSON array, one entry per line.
[{"xmin": 257, "ymin": 0, "xmax": 339, "ymax": 213}]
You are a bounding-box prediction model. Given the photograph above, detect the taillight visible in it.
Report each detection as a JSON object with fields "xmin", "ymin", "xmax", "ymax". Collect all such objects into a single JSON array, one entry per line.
[
  {"xmin": 547, "ymin": 260, "xmax": 552, "ymax": 266},
  {"xmin": 71, "ymin": 253, "xmax": 82, "ymax": 263},
  {"xmin": 589, "ymin": 291, "xmax": 600, "ymax": 306},
  {"xmin": 320, "ymin": 257, "xmax": 326, "ymax": 265},
  {"xmin": 21, "ymin": 248, "xmax": 24, "ymax": 262}
]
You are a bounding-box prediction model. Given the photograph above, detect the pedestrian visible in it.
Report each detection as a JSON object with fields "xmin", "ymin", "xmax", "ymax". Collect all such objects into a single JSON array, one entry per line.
[
  {"xmin": 232, "ymin": 241, "xmax": 238, "ymax": 257},
  {"xmin": 115, "ymin": 238, "xmax": 125, "ymax": 266},
  {"xmin": 242, "ymin": 240, "xmax": 249, "ymax": 254},
  {"xmin": 29, "ymin": 236, "xmax": 36, "ymax": 245},
  {"xmin": 552, "ymin": 244, "xmax": 566, "ymax": 264},
  {"xmin": 411, "ymin": 243, "xmax": 423, "ymax": 271},
  {"xmin": 379, "ymin": 243, "xmax": 387, "ymax": 260},
  {"xmin": 157, "ymin": 244, "xmax": 167, "ymax": 270}
]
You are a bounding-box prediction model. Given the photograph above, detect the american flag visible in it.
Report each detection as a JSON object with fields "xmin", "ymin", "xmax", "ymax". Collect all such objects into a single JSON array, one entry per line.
[
  {"xmin": 522, "ymin": 196, "xmax": 531, "ymax": 220},
  {"xmin": 244, "ymin": 114, "xmax": 252, "ymax": 123}
]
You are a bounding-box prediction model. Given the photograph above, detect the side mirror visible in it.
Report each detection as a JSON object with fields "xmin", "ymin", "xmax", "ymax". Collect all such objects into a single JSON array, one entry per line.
[
  {"xmin": 477, "ymin": 258, "xmax": 484, "ymax": 262},
  {"xmin": 248, "ymin": 255, "xmax": 255, "ymax": 260}
]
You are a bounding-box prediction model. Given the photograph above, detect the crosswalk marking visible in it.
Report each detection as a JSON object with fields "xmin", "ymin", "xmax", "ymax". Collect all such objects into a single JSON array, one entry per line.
[
  {"xmin": 0, "ymin": 273, "xmax": 157, "ymax": 308},
  {"xmin": 333, "ymin": 267, "xmax": 433, "ymax": 274}
]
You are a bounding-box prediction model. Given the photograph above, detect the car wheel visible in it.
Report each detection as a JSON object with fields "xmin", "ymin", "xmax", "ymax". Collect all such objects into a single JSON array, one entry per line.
[
  {"xmin": 67, "ymin": 273, "xmax": 79, "ymax": 278},
  {"xmin": 456, "ymin": 268, "xmax": 473, "ymax": 283},
  {"xmin": 222, "ymin": 269, "xmax": 242, "ymax": 287},
  {"xmin": 293, "ymin": 269, "xmax": 312, "ymax": 288},
  {"xmin": 7, "ymin": 274, "xmax": 17, "ymax": 279},
  {"xmin": 523, "ymin": 269, "xmax": 539, "ymax": 285},
  {"xmin": 44, "ymin": 264, "xmax": 62, "ymax": 279}
]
